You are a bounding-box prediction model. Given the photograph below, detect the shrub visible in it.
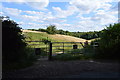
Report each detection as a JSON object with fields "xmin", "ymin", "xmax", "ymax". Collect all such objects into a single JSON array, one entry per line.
[
  {"xmin": 93, "ymin": 23, "xmax": 120, "ymax": 60},
  {"xmin": 2, "ymin": 18, "xmax": 37, "ymax": 70},
  {"xmin": 2, "ymin": 19, "xmax": 27, "ymax": 63}
]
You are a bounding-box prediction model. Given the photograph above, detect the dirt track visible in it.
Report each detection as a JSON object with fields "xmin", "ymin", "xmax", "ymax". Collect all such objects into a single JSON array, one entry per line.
[{"xmin": 3, "ymin": 60, "xmax": 120, "ymax": 78}]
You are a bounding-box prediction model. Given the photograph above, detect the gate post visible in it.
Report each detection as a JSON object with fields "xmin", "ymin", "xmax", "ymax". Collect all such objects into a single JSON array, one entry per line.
[
  {"xmin": 63, "ymin": 42, "xmax": 64, "ymax": 54},
  {"xmin": 49, "ymin": 42, "xmax": 52, "ymax": 61}
]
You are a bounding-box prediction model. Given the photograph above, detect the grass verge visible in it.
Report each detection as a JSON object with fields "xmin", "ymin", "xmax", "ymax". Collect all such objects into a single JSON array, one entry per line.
[
  {"xmin": 52, "ymin": 53, "xmax": 91, "ymax": 61},
  {"xmin": 3, "ymin": 47, "xmax": 37, "ymax": 71}
]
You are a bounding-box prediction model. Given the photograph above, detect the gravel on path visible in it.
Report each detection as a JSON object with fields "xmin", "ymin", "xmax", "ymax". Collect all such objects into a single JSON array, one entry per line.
[{"xmin": 3, "ymin": 60, "xmax": 120, "ymax": 79}]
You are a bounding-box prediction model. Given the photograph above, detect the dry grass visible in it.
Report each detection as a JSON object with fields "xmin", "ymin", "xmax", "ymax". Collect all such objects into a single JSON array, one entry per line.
[
  {"xmin": 49, "ymin": 34, "xmax": 86, "ymax": 42},
  {"xmin": 22, "ymin": 30, "xmax": 45, "ymax": 34},
  {"xmin": 22, "ymin": 30, "xmax": 90, "ymax": 42}
]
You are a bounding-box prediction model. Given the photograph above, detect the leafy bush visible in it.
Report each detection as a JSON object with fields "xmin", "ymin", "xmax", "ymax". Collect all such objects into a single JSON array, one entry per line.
[
  {"xmin": 2, "ymin": 19, "xmax": 37, "ymax": 70},
  {"xmin": 93, "ymin": 23, "xmax": 120, "ymax": 60},
  {"xmin": 2, "ymin": 19, "xmax": 27, "ymax": 63},
  {"xmin": 3, "ymin": 47, "xmax": 37, "ymax": 70}
]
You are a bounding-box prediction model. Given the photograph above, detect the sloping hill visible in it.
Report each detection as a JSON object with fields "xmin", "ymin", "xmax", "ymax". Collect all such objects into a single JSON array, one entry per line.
[
  {"xmin": 49, "ymin": 34, "xmax": 86, "ymax": 42},
  {"xmin": 22, "ymin": 30, "xmax": 87, "ymax": 42}
]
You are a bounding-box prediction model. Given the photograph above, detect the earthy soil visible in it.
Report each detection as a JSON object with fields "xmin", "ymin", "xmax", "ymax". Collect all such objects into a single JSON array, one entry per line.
[{"xmin": 3, "ymin": 59, "xmax": 120, "ymax": 78}]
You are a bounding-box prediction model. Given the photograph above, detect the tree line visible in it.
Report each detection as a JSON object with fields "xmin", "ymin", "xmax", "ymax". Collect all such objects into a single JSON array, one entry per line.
[{"xmin": 28, "ymin": 25, "xmax": 101, "ymax": 40}]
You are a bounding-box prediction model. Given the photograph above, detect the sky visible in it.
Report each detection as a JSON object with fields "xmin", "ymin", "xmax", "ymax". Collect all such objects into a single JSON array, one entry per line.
[{"xmin": 0, "ymin": 0, "xmax": 119, "ymax": 32}]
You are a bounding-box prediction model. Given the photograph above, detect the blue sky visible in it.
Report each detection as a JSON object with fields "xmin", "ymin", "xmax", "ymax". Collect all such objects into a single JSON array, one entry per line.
[{"xmin": 0, "ymin": 0, "xmax": 119, "ymax": 32}]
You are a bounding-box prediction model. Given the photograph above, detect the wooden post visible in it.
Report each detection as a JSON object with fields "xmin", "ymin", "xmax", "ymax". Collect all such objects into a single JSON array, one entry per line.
[
  {"xmin": 63, "ymin": 42, "xmax": 64, "ymax": 54},
  {"xmin": 49, "ymin": 42, "xmax": 52, "ymax": 61}
]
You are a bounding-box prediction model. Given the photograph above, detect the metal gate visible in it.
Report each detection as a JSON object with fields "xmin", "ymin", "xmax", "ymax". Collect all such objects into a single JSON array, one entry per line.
[
  {"xmin": 48, "ymin": 42, "xmax": 91, "ymax": 60},
  {"xmin": 26, "ymin": 41, "xmax": 49, "ymax": 59},
  {"xmin": 26, "ymin": 41, "xmax": 96, "ymax": 60}
]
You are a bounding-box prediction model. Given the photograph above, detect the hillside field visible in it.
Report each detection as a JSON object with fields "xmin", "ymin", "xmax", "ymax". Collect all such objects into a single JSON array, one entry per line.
[
  {"xmin": 22, "ymin": 30, "xmax": 88, "ymax": 42},
  {"xmin": 22, "ymin": 30, "xmax": 93, "ymax": 55}
]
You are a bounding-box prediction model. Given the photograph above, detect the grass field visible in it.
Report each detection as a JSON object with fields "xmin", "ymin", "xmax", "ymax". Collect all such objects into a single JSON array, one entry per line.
[
  {"xmin": 23, "ymin": 30, "xmax": 87, "ymax": 42},
  {"xmin": 23, "ymin": 30, "xmax": 93, "ymax": 57}
]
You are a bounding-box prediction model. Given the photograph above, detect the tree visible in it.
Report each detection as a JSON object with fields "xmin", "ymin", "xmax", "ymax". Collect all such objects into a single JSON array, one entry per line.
[
  {"xmin": 46, "ymin": 25, "xmax": 57, "ymax": 34},
  {"xmin": 94, "ymin": 23, "xmax": 120, "ymax": 59},
  {"xmin": 38, "ymin": 28, "xmax": 47, "ymax": 32},
  {"xmin": 57, "ymin": 29, "xmax": 65, "ymax": 34},
  {"xmin": 2, "ymin": 19, "xmax": 27, "ymax": 63}
]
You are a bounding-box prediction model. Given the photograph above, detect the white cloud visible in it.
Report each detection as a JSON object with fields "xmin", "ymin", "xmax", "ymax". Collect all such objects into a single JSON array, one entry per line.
[
  {"xmin": 74, "ymin": 8, "xmax": 118, "ymax": 31},
  {"xmin": 2, "ymin": 0, "xmax": 119, "ymax": 2},
  {"xmin": 68, "ymin": 0, "xmax": 118, "ymax": 31},
  {"xmin": 3, "ymin": 7, "xmax": 22, "ymax": 16},
  {"xmin": 43, "ymin": 17, "xmax": 66, "ymax": 23},
  {"xmin": 109, "ymin": 11, "xmax": 118, "ymax": 15},
  {"xmin": 24, "ymin": 11, "xmax": 44, "ymax": 15},
  {"xmin": 0, "ymin": 12, "xmax": 3, "ymax": 15},
  {"xmin": 18, "ymin": 21, "xmax": 25, "ymax": 25},
  {"xmin": 69, "ymin": 0, "xmax": 115, "ymax": 14},
  {"xmin": 3, "ymin": 0, "xmax": 48, "ymax": 2},
  {"xmin": 3, "ymin": 0, "xmax": 26, "ymax": 2},
  {"xmin": 2, "ymin": 5, "xmax": 67, "ymax": 27},
  {"xmin": 0, "ymin": 2, "xmax": 2, "ymax": 9},
  {"xmin": 24, "ymin": 10, "xmax": 66, "ymax": 23},
  {"xmin": 21, "ymin": 15, "xmax": 40, "ymax": 21},
  {"xmin": 1, "ymin": 0, "xmax": 119, "ymax": 32},
  {"xmin": 23, "ymin": 10, "xmax": 45, "ymax": 19},
  {"xmin": 25, "ymin": 22, "xmax": 49, "ymax": 29},
  {"xmin": 70, "ymin": 0, "xmax": 100, "ymax": 14},
  {"xmin": 25, "ymin": 1, "xmax": 49, "ymax": 10},
  {"xmin": 101, "ymin": 3, "xmax": 112, "ymax": 10},
  {"xmin": 50, "ymin": 23, "xmax": 71, "ymax": 30},
  {"xmin": 52, "ymin": 5, "xmax": 77, "ymax": 18},
  {"xmin": 92, "ymin": 10, "xmax": 117, "ymax": 24},
  {"xmin": 2, "ymin": 6, "xmax": 41, "ymax": 22},
  {"xmin": 3, "ymin": 0, "xmax": 49, "ymax": 10}
]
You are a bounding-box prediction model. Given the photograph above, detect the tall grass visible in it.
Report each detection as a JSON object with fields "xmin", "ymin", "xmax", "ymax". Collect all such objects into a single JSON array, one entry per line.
[{"xmin": 3, "ymin": 47, "xmax": 37, "ymax": 71}]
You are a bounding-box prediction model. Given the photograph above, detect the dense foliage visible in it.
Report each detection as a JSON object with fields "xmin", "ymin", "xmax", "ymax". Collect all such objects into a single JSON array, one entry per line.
[
  {"xmin": 2, "ymin": 18, "xmax": 36, "ymax": 68},
  {"xmin": 79, "ymin": 31, "xmax": 101, "ymax": 40},
  {"xmin": 93, "ymin": 23, "xmax": 120, "ymax": 59},
  {"xmin": 2, "ymin": 19, "xmax": 27, "ymax": 63}
]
